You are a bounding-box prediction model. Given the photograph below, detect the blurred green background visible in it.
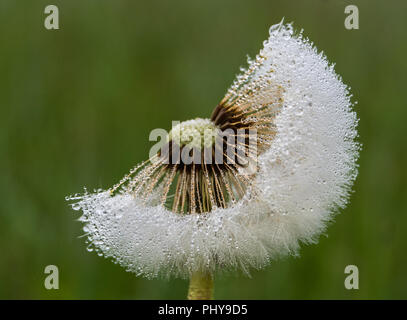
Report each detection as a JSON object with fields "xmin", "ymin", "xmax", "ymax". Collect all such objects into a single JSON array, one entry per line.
[{"xmin": 1, "ymin": 0, "xmax": 406, "ymax": 299}]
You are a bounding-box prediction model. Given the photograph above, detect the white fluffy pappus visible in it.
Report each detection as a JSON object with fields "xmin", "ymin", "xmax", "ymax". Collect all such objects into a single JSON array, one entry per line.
[{"xmin": 67, "ymin": 22, "xmax": 360, "ymax": 279}]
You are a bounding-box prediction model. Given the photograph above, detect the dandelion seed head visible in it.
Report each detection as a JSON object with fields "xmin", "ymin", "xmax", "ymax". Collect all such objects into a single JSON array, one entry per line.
[{"xmin": 67, "ymin": 22, "xmax": 360, "ymax": 279}]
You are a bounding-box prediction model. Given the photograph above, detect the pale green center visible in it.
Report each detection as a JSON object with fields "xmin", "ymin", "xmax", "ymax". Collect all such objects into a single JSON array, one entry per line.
[{"xmin": 168, "ymin": 118, "xmax": 218, "ymax": 149}]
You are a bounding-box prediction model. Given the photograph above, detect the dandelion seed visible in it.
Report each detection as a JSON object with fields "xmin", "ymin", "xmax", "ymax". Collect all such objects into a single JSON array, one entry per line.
[{"xmin": 67, "ymin": 21, "xmax": 360, "ymax": 299}]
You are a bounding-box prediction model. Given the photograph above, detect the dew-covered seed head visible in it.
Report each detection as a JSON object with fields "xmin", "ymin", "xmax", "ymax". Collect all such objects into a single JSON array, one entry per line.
[{"xmin": 67, "ymin": 21, "xmax": 360, "ymax": 279}]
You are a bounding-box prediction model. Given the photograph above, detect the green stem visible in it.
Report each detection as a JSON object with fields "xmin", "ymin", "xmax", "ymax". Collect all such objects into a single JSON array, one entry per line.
[{"xmin": 187, "ymin": 271, "xmax": 214, "ymax": 300}]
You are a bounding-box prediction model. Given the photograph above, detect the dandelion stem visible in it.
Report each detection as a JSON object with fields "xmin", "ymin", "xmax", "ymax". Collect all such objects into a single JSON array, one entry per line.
[{"xmin": 187, "ymin": 271, "xmax": 214, "ymax": 300}]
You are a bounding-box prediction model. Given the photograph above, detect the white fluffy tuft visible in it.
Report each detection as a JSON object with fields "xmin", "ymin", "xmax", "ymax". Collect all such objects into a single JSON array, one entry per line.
[{"xmin": 67, "ymin": 23, "xmax": 360, "ymax": 279}]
